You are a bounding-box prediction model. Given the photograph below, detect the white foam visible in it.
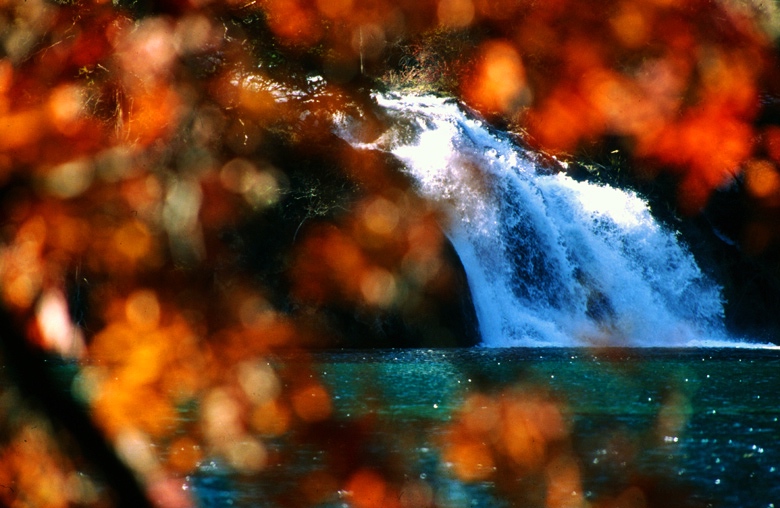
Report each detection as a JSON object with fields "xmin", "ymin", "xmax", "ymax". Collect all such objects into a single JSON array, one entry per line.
[{"xmin": 337, "ymin": 93, "xmax": 767, "ymax": 349}]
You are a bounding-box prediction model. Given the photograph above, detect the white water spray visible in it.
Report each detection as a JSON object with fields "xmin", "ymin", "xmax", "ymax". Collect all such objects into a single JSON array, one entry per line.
[{"xmin": 337, "ymin": 93, "xmax": 762, "ymax": 347}]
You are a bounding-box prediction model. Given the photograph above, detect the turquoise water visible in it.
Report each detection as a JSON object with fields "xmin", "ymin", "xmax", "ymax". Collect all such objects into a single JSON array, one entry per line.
[{"xmin": 190, "ymin": 348, "xmax": 780, "ymax": 508}]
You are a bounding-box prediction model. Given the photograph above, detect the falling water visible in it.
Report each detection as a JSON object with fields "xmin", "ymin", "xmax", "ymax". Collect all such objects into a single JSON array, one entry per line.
[{"xmin": 338, "ymin": 93, "xmax": 760, "ymax": 347}]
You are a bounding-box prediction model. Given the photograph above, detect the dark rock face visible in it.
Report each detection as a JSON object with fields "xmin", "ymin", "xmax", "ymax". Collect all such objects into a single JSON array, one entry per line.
[
  {"xmin": 224, "ymin": 130, "xmax": 480, "ymax": 349},
  {"xmin": 693, "ymin": 186, "xmax": 780, "ymax": 343},
  {"xmin": 310, "ymin": 238, "xmax": 481, "ymax": 349}
]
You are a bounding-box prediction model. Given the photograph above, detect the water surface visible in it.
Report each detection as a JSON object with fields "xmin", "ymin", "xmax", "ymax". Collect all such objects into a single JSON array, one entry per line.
[{"xmin": 191, "ymin": 347, "xmax": 780, "ymax": 508}]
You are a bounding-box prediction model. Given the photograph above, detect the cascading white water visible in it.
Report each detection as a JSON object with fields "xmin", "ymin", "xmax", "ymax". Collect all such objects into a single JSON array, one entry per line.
[{"xmin": 337, "ymin": 93, "xmax": 759, "ymax": 347}]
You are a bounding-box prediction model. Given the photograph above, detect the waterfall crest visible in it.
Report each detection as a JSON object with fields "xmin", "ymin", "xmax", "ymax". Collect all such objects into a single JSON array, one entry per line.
[{"xmin": 338, "ymin": 94, "xmax": 755, "ymax": 347}]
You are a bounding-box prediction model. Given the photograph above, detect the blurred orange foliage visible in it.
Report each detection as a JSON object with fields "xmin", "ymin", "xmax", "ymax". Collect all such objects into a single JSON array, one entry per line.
[
  {"xmin": 0, "ymin": 418, "xmax": 102, "ymax": 508},
  {"xmin": 442, "ymin": 386, "xmax": 577, "ymax": 505},
  {"xmin": 0, "ymin": 0, "xmax": 776, "ymax": 506}
]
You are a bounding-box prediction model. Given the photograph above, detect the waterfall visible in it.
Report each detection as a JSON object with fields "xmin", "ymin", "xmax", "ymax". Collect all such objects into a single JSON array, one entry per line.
[{"xmin": 337, "ymin": 93, "xmax": 761, "ymax": 348}]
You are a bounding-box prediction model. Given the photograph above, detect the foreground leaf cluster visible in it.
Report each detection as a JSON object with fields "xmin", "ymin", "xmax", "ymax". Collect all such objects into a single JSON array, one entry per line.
[{"xmin": 0, "ymin": 1, "xmax": 777, "ymax": 507}]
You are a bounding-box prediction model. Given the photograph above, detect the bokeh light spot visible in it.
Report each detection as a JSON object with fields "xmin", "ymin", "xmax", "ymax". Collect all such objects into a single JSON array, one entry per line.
[
  {"xmin": 202, "ymin": 388, "xmax": 243, "ymax": 448},
  {"xmin": 114, "ymin": 219, "xmax": 152, "ymax": 262},
  {"xmin": 438, "ymin": 0, "xmax": 475, "ymax": 28},
  {"xmin": 239, "ymin": 295, "xmax": 276, "ymax": 330},
  {"xmin": 346, "ymin": 469, "xmax": 388, "ymax": 508},
  {"xmin": 125, "ymin": 289, "xmax": 161, "ymax": 332},
  {"xmin": 237, "ymin": 359, "xmax": 281, "ymax": 405},
  {"xmin": 445, "ymin": 438, "xmax": 494, "ymax": 481},
  {"xmin": 250, "ymin": 399, "xmax": 291, "ymax": 437},
  {"xmin": 48, "ymin": 84, "xmax": 85, "ymax": 135},
  {"xmin": 363, "ymin": 196, "xmax": 400, "ymax": 236},
  {"xmin": 166, "ymin": 436, "xmax": 202, "ymax": 473},
  {"xmin": 36, "ymin": 289, "xmax": 85, "ymax": 358},
  {"xmin": 610, "ymin": 3, "xmax": 650, "ymax": 48},
  {"xmin": 360, "ymin": 267, "xmax": 397, "ymax": 307},
  {"xmin": 42, "ymin": 160, "xmax": 94, "ymax": 199},
  {"xmin": 220, "ymin": 157, "xmax": 284, "ymax": 209},
  {"xmin": 115, "ymin": 429, "xmax": 159, "ymax": 476},
  {"xmin": 291, "ymin": 383, "xmax": 332, "ymax": 422},
  {"xmin": 465, "ymin": 40, "xmax": 528, "ymax": 115},
  {"xmin": 745, "ymin": 159, "xmax": 780, "ymax": 199},
  {"xmin": 224, "ymin": 438, "xmax": 267, "ymax": 474}
]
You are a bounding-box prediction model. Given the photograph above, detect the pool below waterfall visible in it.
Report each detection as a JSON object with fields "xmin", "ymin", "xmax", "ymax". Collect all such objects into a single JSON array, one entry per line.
[{"xmin": 188, "ymin": 347, "xmax": 780, "ymax": 508}]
